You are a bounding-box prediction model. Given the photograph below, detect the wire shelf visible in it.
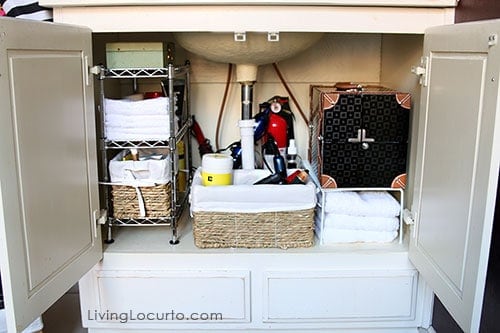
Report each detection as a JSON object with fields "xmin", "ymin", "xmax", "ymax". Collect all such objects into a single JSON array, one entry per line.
[
  {"xmin": 104, "ymin": 140, "xmax": 170, "ymax": 149},
  {"xmin": 103, "ymin": 65, "xmax": 190, "ymax": 79},
  {"xmin": 105, "ymin": 68, "xmax": 169, "ymax": 78},
  {"xmin": 110, "ymin": 217, "xmax": 172, "ymax": 226}
]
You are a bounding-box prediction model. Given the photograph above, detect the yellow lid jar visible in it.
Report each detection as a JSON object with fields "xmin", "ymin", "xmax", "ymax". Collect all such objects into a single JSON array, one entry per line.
[{"xmin": 201, "ymin": 153, "xmax": 233, "ymax": 186}]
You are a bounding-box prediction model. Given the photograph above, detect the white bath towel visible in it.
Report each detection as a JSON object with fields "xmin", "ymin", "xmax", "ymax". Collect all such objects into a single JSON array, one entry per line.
[
  {"xmin": 104, "ymin": 97, "xmax": 170, "ymax": 116},
  {"xmin": 105, "ymin": 127, "xmax": 171, "ymax": 141},
  {"xmin": 321, "ymin": 227, "xmax": 398, "ymax": 244},
  {"xmin": 323, "ymin": 190, "xmax": 400, "ymax": 217},
  {"xmin": 323, "ymin": 213, "xmax": 399, "ymax": 232},
  {"xmin": 105, "ymin": 114, "xmax": 170, "ymax": 128}
]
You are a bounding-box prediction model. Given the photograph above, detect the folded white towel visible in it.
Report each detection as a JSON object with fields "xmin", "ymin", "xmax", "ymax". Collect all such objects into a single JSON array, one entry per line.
[
  {"xmin": 104, "ymin": 97, "xmax": 170, "ymax": 116},
  {"xmin": 323, "ymin": 213, "xmax": 399, "ymax": 232},
  {"xmin": 323, "ymin": 190, "xmax": 400, "ymax": 217},
  {"xmin": 105, "ymin": 114, "xmax": 170, "ymax": 128},
  {"xmin": 105, "ymin": 127, "xmax": 171, "ymax": 141},
  {"xmin": 321, "ymin": 227, "xmax": 398, "ymax": 244}
]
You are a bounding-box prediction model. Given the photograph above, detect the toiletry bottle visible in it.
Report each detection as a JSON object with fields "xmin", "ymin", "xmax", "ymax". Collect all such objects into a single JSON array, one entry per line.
[{"xmin": 287, "ymin": 139, "xmax": 297, "ymax": 168}]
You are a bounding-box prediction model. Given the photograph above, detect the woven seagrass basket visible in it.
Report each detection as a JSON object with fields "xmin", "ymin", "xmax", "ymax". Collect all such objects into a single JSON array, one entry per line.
[
  {"xmin": 193, "ymin": 208, "xmax": 315, "ymax": 249},
  {"xmin": 111, "ymin": 183, "xmax": 171, "ymax": 218}
]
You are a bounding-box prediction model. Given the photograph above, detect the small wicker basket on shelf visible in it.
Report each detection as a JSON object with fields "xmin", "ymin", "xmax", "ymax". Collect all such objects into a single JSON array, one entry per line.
[{"xmin": 111, "ymin": 183, "xmax": 171, "ymax": 218}]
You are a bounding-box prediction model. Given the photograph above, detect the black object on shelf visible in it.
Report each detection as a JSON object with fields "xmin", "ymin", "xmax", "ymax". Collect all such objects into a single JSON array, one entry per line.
[{"xmin": 310, "ymin": 86, "xmax": 410, "ymax": 188}]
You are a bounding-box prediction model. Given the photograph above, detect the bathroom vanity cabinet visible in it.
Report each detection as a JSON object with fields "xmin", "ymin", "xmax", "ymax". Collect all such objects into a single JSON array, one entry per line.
[{"xmin": 0, "ymin": 2, "xmax": 499, "ymax": 333}]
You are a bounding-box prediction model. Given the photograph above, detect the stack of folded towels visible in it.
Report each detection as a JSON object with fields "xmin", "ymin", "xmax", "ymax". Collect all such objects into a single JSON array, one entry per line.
[
  {"xmin": 104, "ymin": 97, "xmax": 175, "ymax": 141},
  {"xmin": 320, "ymin": 191, "xmax": 401, "ymax": 244}
]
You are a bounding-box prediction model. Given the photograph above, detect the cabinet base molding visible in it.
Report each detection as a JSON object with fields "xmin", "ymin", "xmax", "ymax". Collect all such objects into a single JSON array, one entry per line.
[{"xmin": 88, "ymin": 328, "xmax": 428, "ymax": 333}]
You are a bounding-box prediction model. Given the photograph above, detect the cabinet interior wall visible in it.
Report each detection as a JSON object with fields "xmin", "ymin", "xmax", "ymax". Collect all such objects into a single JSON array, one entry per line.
[{"xmin": 92, "ymin": 32, "xmax": 424, "ymax": 196}]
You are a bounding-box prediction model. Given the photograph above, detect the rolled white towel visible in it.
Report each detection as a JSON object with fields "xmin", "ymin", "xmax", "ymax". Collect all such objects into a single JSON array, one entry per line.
[
  {"xmin": 323, "ymin": 213, "xmax": 399, "ymax": 232},
  {"xmin": 322, "ymin": 228, "xmax": 398, "ymax": 244},
  {"xmin": 324, "ymin": 190, "xmax": 400, "ymax": 217}
]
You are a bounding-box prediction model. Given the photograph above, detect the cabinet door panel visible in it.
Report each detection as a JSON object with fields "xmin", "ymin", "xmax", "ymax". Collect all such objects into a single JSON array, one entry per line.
[
  {"xmin": 410, "ymin": 19, "xmax": 500, "ymax": 333},
  {"xmin": 263, "ymin": 270, "xmax": 418, "ymax": 322},
  {"xmin": 81, "ymin": 269, "xmax": 250, "ymax": 328},
  {"xmin": 0, "ymin": 18, "xmax": 101, "ymax": 332}
]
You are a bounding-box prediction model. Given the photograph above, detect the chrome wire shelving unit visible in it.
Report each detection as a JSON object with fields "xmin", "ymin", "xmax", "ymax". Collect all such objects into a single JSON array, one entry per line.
[{"xmin": 94, "ymin": 62, "xmax": 192, "ymax": 245}]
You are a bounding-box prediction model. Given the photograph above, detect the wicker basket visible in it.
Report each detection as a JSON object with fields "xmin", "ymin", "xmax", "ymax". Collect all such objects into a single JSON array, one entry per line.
[
  {"xmin": 193, "ymin": 208, "xmax": 315, "ymax": 249},
  {"xmin": 111, "ymin": 183, "xmax": 171, "ymax": 218}
]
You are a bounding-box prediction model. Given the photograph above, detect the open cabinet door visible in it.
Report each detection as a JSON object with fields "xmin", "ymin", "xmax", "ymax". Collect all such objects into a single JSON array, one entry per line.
[
  {"xmin": 409, "ymin": 19, "xmax": 500, "ymax": 333},
  {"xmin": 0, "ymin": 18, "xmax": 102, "ymax": 332}
]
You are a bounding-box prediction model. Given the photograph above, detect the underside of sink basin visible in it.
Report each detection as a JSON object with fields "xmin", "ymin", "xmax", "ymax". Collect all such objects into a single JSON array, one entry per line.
[
  {"xmin": 174, "ymin": 32, "xmax": 324, "ymax": 167},
  {"xmin": 173, "ymin": 32, "xmax": 324, "ymax": 66}
]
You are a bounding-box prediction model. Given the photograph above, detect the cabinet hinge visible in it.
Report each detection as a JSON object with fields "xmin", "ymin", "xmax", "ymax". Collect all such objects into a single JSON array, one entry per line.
[
  {"xmin": 89, "ymin": 65, "xmax": 102, "ymax": 76},
  {"xmin": 488, "ymin": 34, "xmax": 498, "ymax": 47},
  {"xmin": 92, "ymin": 209, "xmax": 107, "ymax": 238},
  {"xmin": 94, "ymin": 209, "xmax": 108, "ymax": 225},
  {"xmin": 403, "ymin": 208, "xmax": 416, "ymax": 225},
  {"xmin": 84, "ymin": 62, "xmax": 102, "ymax": 86},
  {"xmin": 411, "ymin": 56, "xmax": 429, "ymax": 87}
]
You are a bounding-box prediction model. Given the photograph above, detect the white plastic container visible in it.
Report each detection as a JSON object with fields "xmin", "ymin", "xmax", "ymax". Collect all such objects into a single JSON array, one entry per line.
[{"xmin": 201, "ymin": 153, "xmax": 233, "ymax": 186}]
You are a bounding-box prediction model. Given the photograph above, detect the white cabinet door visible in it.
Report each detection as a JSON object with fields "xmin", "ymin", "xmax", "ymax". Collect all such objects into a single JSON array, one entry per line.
[
  {"xmin": 0, "ymin": 18, "xmax": 101, "ymax": 332},
  {"xmin": 409, "ymin": 19, "xmax": 500, "ymax": 333}
]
